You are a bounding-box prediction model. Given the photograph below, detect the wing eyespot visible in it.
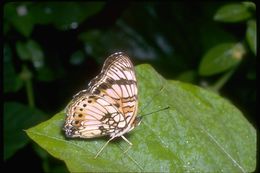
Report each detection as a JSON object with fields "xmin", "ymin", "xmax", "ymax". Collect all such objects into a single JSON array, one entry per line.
[{"xmin": 72, "ymin": 120, "xmax": 80, "ymax": 126}]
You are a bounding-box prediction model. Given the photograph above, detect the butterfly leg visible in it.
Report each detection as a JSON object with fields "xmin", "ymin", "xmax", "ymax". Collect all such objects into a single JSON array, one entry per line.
[
  {"xmin": 121, "ymin": 135, "xmax": 132, "ymax": 153},
  {"xmin": 94, "ymin": 137, "xmax": 115, "ymax": 159}
]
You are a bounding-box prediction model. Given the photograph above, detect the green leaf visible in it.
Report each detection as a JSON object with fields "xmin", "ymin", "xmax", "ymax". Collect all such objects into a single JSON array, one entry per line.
[
  {"xmin": 49, "ymin": 2, "xmax": 105, "ymax": 30},
  {"xmin": 16, "ymin": 41, "xmax": 31, "ymax": 60},
  {"xmin": 26, "ymin": 40, "xmax": 44, "ymax": 68},
  {"xmin": 246, "ymin": 20, "xmax": 256, "ymax": 55},
  {"xmin": 4, "ymin": 3, "xmax": 34, "ymax": 37},
  {"xmin": 79, "ymin": 23, "xmax": 157, "ymax": 63},
  {"xmin": 26, "ymin": 64, "xmax": 255, "ymax": 172},
  {"xmin": 214, "ymin": 3, "xmax": 252, "ymax": 23},
  {"xmin": 4, "ymin": 102, "xmax": 46, "ymax": 160},
  {"xmin": 29, "ymin": 3, "xmax": 54, "ymax": 25},
  {"xmin": 15, "ymin": 39, "xmax": 44, "ymax": 68},
  {"xmin": 242, "ymin": 2, "xmax": 256, "ymax": 11},
  {"xmin": 199, "ymin": 43, "xmax": 245, "ymax": 76}
]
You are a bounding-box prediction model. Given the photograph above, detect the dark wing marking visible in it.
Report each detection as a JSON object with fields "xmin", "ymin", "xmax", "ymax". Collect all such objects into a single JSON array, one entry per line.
[
  {"xmin": 87, "ymin": 52, "xmax": 138, "ymax": 126},
  {"xmin": 65, "ymin": 95, "xmax": 128, "ymax": 138}
]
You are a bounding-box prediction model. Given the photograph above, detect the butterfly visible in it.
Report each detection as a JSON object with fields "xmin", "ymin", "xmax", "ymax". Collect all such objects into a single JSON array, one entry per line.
[{"xmin": 64, "ymin": 52, "xmax": 141, "ymax": 158}]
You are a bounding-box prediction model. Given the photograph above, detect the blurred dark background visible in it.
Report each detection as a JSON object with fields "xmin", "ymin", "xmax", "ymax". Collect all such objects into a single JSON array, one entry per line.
[{"xmin": 3, "ymin": 2, "xmax": 256, "ymax": 172}]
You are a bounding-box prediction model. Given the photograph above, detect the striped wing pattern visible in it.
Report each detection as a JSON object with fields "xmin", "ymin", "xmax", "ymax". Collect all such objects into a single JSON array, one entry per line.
[{"xmin": 64, "ymin": 52, "xmax": 138, "ymax": 139}]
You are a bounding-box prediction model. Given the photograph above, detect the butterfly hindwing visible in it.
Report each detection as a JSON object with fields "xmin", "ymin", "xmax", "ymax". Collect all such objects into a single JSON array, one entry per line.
[{"xmin": 65, "ymin": 94, "xmax": 127, "ymax": 138}]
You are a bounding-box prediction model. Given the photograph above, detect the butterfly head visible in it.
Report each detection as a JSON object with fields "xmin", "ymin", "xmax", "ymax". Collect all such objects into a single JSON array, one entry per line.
[{"xmin": 128, "ymin": 116, "xmax": 142, "ymax": 132}]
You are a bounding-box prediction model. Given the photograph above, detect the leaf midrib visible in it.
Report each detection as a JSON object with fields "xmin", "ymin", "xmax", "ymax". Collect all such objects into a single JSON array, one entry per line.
[{"xmin": 26, "ymin": 129, "xmax": 142, "ymax": 172}]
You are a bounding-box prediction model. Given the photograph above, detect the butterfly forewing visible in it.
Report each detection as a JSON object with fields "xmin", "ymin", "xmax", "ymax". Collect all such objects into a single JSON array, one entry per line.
[
  {"xmin": 64, "ymin": 52, "xmax": 138, "ymax": 140},
  {"xmin": 89, "ymin": 53, "xmax": 138, "ymax": 126}
]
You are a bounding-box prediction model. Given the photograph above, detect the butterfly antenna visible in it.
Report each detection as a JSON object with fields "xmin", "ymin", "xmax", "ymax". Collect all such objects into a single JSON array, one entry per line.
[
  {"xmin": 139, "ymin": 85, "xmax": 169, "ymax": 117},
  {"xmin": 140, "ymin": 106, "xmax": 170, "ymax": 118}
]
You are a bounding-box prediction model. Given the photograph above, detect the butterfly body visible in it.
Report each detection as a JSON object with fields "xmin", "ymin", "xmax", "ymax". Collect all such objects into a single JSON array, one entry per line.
[{"xmin": 64, "ymin": 52, "xmax": 140, "ymax": 150}]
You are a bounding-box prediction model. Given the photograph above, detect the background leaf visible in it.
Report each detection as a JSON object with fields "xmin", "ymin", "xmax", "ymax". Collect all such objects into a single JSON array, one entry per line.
[
  {"xmin": 16, "ymin": 41, "xmax": 31, "ymax": 60},
  {"xmin": 4, "ymin": 44, "xmax": 23, "ymax": 93},
  {"xmin": 26, "ymin": 64, "xmax": 256, "ymax": 172},
  {"xmin": 246, "ymin": 20, "xmax": 256, "ymax": 55},
  {"xmin": 4, "ymin": 3, "xmax": 34, "ymax": 37},
  {"xmin": 199, "ymin": 43, "xmax": 245, "ymax": 76},
  {"xmin": 214, "ymin": 3, "xmax": 252, "ymax": 23},
  {"xmin": 44, "ymin": 2, "xmax": 105, "ymax": 30},
  {"xmin": 4, "ymin": 102, "xmax": 47, "ymax": 160}
]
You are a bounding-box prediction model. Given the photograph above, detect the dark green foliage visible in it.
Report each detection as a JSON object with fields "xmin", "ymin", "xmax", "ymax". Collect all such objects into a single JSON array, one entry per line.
[{"xmin": 4, "ymin": 2, "xmax": 256, "ymax": 172}]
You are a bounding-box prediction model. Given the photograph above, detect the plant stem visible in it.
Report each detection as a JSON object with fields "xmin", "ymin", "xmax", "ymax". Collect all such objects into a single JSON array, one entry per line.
[
  {"xmin": 26, "ymin": 76, "xmax": 34, "ymax": 107},
  {"xmin": 21, "ymin": 64, "xmax": 35, "ymax": 107},
  {"xmin": 210, "ymin": 68, "xmax": 236, "ymax": 92}
]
